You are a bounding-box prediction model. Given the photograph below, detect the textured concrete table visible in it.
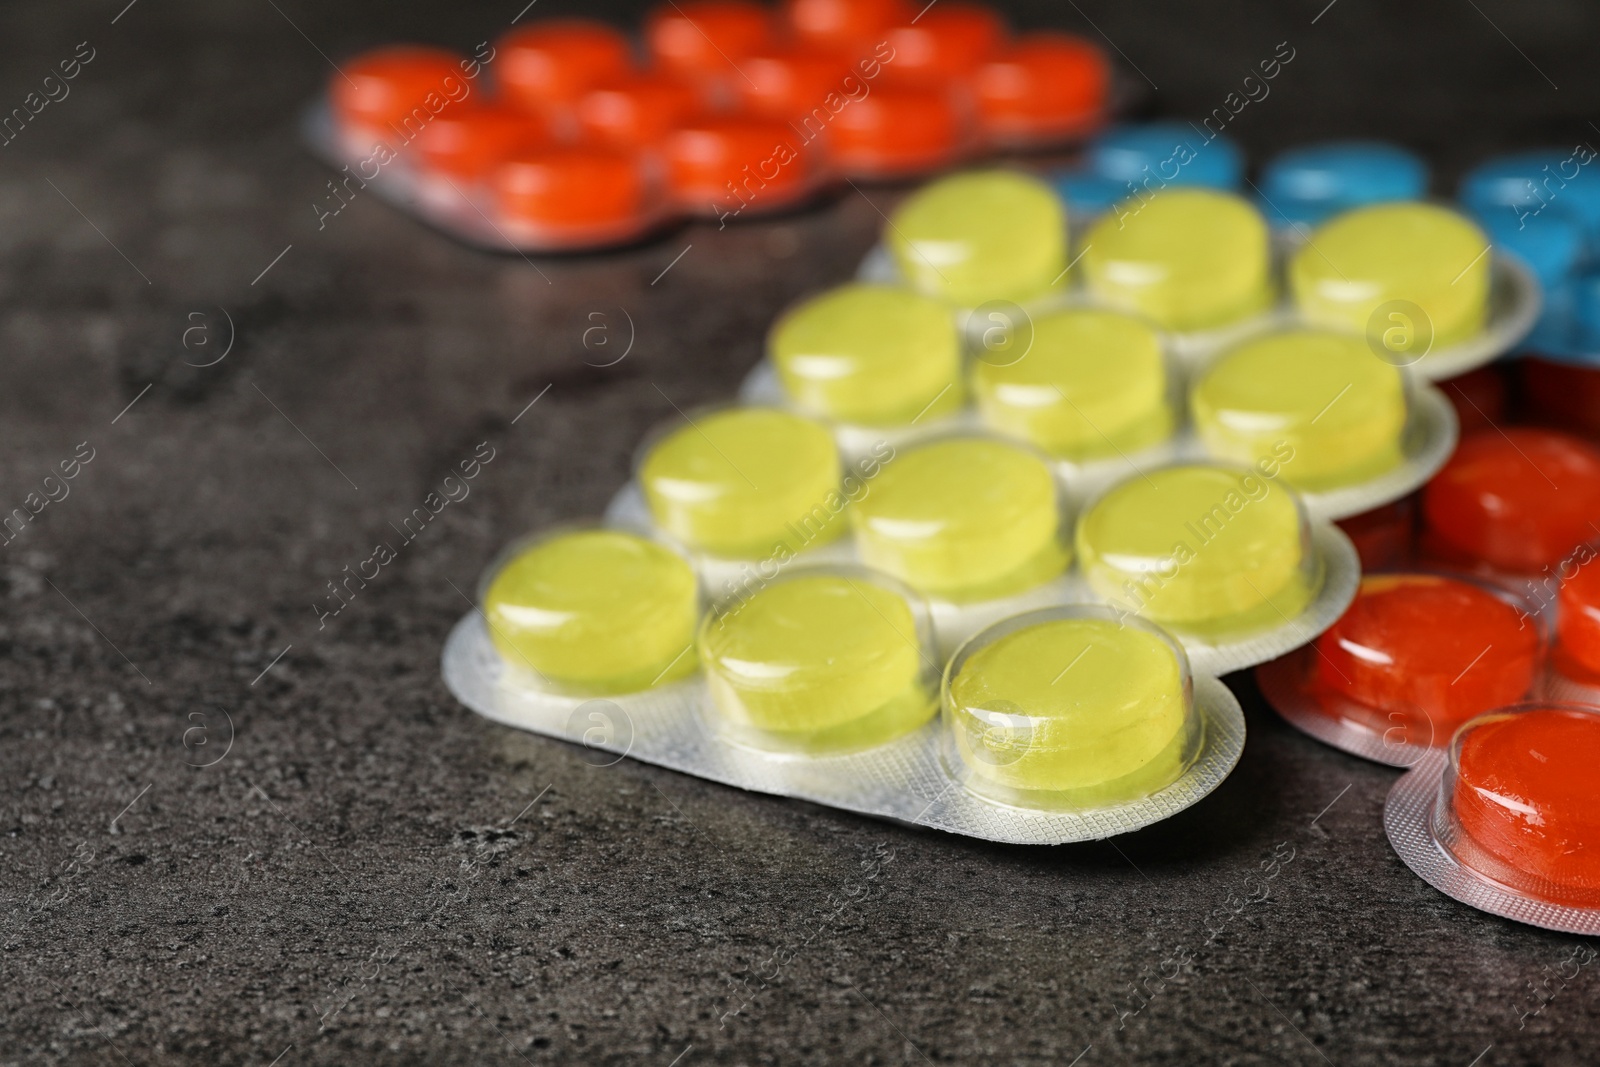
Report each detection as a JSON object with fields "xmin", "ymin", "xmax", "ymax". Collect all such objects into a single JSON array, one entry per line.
[{"xmin": 4, "ymin": 1, "xmax": 1599, "ymax": 1064}]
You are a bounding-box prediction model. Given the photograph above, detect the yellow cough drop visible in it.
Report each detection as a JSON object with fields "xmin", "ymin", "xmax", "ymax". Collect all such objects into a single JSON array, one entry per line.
[
  {"xmin": 1192, "ymin": 329, "xmax": 1407, "ymax": 490},
  {"xmin": 770, "ymin": 283, "xmax": 964, "ymax": 426},
  {"xmin": 1075, "ymin": 465, "xmax": 1318, "ymax": 636},
  {"xmin": 851, "ymin": 437, "xmax": 1068, "ymax": 601},
  {"xmin": 1082, "ymin": 188, "xmax": 1273, "ymax": 331},
  {"xmin": 886, "ymin": 169, "xmax": 1069, "ymax": 306},
  {"xmin": 484, "ymin": 529, "xmax": 700, "ymax": 693},
  {"xmin": 1290, "ymin": 202, "xmax": 1491, "ymax": 352},
  {"xmin": 640, "ymin": 407, "xmax": 844, "ymax": 558},
  {"xmin": 972, "ymin": 307, "xmax": 1172, "ymax": 460},
  {"xmin": 948, "ymin": 615, "xmax": 1193, "ymax": 804},
  {"xmin": 700, "ymin": 572, "xmax": 935, "ymax": 752}
]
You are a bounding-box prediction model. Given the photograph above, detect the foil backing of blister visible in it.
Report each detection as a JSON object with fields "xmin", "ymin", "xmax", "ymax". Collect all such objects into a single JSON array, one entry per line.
[
  {"xmin": 441, "ymin": 613, "xmax": 1246, "ymax": 845},
  {"xmin": 1385, "ymin": 750, "xmax": 1600, "ymax": 934}
]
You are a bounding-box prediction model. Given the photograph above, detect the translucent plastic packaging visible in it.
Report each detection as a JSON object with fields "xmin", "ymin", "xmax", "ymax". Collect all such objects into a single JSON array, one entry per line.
[
  {"xmin": 1386, "ymin": 703, "xmax": 1600, "ymax": 933},
  {"xmin": 1286, "ymin": 206, "xmax": 1540, "ymax": 383},
  {"xmin": 615, "ymin": 403, "xmax": 860, "ymax": 592},
  {"xmin": 476, "ymin": 525, "xmax": 705, "ymax": 695},
  {"xmin": 1256, "ymin": 141, "xmax": 1429, "ymax": 230},
  {"xmin": 615, "ymin": 415, "xmax": 1357, "ymax": 674},
  {"xmin": 1068, "ymin": 462, "xmax": 1359, "ymax": 677},
  {"xmin": 965, "ymin": 304, "xmax": 1188, "ymax": 507},
  {"xmin": 615, "ymin": 424, "xmax": 1080, "ymax": 659},
  {"xmin": 1259, "ymin": 572, "xmax": 1546, "ymax": 766},
  {"xmin": 744, "ymin": 282, "xmax": 973, "ymax": 464},
  {"xmin": 751, "ymin": 287, "xmax": 1455, "ymax": 522},
  {"xmin": 857, "ymin": 181, "xmax": 1540, "ymax": 383},
  {"xmin": 302, "ymin": 13, "xmax": 1118, "ymax": 255},
  {"xmin": 443, "ymin": 564, "xmax": 1246, "ymax": 844},
  {"xmin": 1186, "ymin": 327, "xmax": 1459, "ymax": 521}
]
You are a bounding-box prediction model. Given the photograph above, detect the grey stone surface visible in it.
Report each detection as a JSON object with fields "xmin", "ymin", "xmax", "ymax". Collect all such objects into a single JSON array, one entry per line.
[{"xmin": 4, "ymin": 1, "xmax": 1600, "ymax": 1064}]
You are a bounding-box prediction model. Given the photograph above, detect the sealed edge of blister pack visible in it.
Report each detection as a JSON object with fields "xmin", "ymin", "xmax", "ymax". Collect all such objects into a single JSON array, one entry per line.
[
  {"xmin": 1385, "ymin": 743, "xmax": 1600, "ymax": 934},
  {"xmin": 1153, "ymin": 521, "xmax": 1360, "ymax": 678},
  {"xmin": 1277, "ymin": 380, "xmax": 1458, "ymax": 522},
  {"xmin": 440, "ymin": 612, "xmax": 1245, "ymax": 846},
  {"xmin": 1260, "ymin": 649, "xmax": 1425, "ymax": 768},
  {"xmin": 301, "ymin": 99, "xmax": 680, "ymax": 254}
]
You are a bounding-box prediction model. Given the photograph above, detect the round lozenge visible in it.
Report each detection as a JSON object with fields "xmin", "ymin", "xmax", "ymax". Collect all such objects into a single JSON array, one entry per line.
[
  {"xmin": 768, "ymin": 283, "xmax": 963, "ymax": 426},
  {"xmin": 882, "ymin": 2, "xmax": 1006, "ymax": 82},
  {"xmin": 886, "ymin": 170, "xmax": 1068, "ymax": 306},
  {"xmin": 945, "ymin": 609, "xmax": 1194, "ymax": 805},
  {"xmin": 971, "ymin": 33, "xmax": 1108, "ymax": 145},
  {"xmin": 783, "ymin": 0, "xmax": 911, "ymax": 54},
  {"xmin": 971, "ymin": 308, "xmax": 1172, "ymax": 460},
  {"xmin": 640, "ymin": 407, "xmax": 843, "ymax": 559},
  {"xmin": 1258, "ymin": 141, "xmax": 1428, "ymax": 228},
  {"xmin": 415, "ymin": 104, "xmax": 545, "ymax": 179},
  {"xmin": 1289, "ymin": 202, "xmax": 1491, "ymax": 350},
  {"xmin": 822, "ymin": 84, "xmax": 965, "ymax": 178},
  {"xmin": 483, "ymin": 528, "xmax": 699, "ymax": 693},
  {"xmin": 1556, "ymin": 551, "xmax": 1600, "ymax": 677},
  {"xmin": 1191, "ymin": 329, "xmax": 1407, "ymax": 491},
  {"xmin": 1075, "ymin": 464, "xmax": 1318, "ymax": 636},
  {"xmin": 1081, "ymin": 188, "xmax": 1272, "ymax": 332},
  {"xmin": 736, "ymin": 50, "xmax": 850, "ymax": 121},
  {"xmin": 1460, "ymin": 149, "xmax": 1600, "ymax": 243},
  {"xmin": 1449, "ymin": 706, "xmax": 1600, "ymax": 906},
  {"xmin": 1421, "ymin": 428, "xmax": 1600, "ymax": 573},
  {"xmin": 1086, "ymin": 122, "xmax": 1244, "ymax": 191},
  {"xmin": 699, "ymin": 570, "xmax": 935, "ymax": 751},
  {"xmin": 1314, "ymin": 575, "xmax": 1540, "ymax": 741},
  {"xmin": 577, "ymin": 74, "xmax": 700, "ymax": 149},
  {"xmin": 497, "ymin": 20, "xmax": 634, "ymax": 112},
  {"xmin": 852, "ymin": 437, "xmax": 1067, "ymax": 601},
  {"xmin": 645, "ymin": 1, "xmax": 773, "ymax": 82},
  {"xmin": 333, "ymin": 46, "xmax": 469, "ymax": 136},
  {"xmin": 664, "ymin": 117, "xmax": 812, "ymax": 212},
  {"xmin": 492, "ymin": 146, "xmax": 651, "ymax": 239}
]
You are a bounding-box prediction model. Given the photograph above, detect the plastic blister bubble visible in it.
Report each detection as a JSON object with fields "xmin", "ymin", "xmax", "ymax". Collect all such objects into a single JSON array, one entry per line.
[
  {"xmin": 1259, "ymin": 572, "xmax": 1546, "ymax": 766},
  {"xmin": 1386, "ymin": 704, "xmax": 1600, "ymax": 933},
  {"xmin": 442, "ymin": 589, "xmax": 1245, "ymax": 845},
  {"xmin": 1187, "ymin": 327, "xmax": 1460, "ymax": 520}
]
